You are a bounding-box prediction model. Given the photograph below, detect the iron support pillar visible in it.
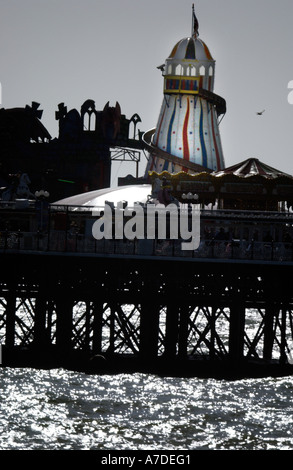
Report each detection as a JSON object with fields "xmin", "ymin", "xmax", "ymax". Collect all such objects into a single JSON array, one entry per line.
[
  {"xmin": 178, "ymin": 305, "xmax": 189, "ymax": 358},
  {"xmin": 164, "ymin": 302, "xmax": 179, "ymax": 358},
  {"xmin": 140, "ymin": 296, "xmax": 160, "ymax": 362},
  {"xmin": 34, "ymin": 292, "xmax": 47, "ymax": 349},
  {"xmin": 5, "ymin": 288, "xmax": 16, "ymax": 349},
  {"xmin": 92, "ymin": 301, "xmax": 104, "ymax": 355},
  {"xmin": 263, "ymin": 304, "xmax": 276, "ymax": 361},
  {"xmin": 229, "ymin": 302, "xmax": 245, "ymax": 364},
  {"xmin": 280, "ymin": 307, "xmax": 287, "ymax": 365},
  {"xmin": 56, "ymin": 292, "xmax": 73, "ymax": 353}
]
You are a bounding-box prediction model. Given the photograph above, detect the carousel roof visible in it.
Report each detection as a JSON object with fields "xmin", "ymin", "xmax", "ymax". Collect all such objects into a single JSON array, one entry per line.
[
  {"xmin": 148, "ymin": 157, "xmax": 293, "ymax": 205},
  {"xmin": 214, "ymin": 158, "xmax": 293, "ymax": 179}
]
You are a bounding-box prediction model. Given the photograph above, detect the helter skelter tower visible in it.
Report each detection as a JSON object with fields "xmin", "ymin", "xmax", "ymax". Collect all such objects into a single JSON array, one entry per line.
[{"xmin": 144, "ymin": 5, "xmax": 226, "ymax": 174}]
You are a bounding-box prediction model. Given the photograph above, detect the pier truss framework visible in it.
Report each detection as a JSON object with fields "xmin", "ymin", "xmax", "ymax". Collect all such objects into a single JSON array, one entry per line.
[{"xmin": 0, "ymin": 252, "xmax": 293, "ymax": 377}]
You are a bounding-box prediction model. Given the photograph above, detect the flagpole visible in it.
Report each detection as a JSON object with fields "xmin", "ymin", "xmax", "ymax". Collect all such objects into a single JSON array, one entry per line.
[
  {"xmin": 191, "ymin": 3, "xmax": 195, "ymax": 36},
  {"xmin": 191, "ymin": 3, "xmax": 199, "ymax": 38}
]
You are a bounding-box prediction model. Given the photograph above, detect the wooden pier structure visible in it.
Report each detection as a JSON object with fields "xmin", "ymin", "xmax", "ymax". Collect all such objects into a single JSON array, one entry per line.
[{"xmin": 1, "ymin": 201, "xmax": 293, "ymax": 379}]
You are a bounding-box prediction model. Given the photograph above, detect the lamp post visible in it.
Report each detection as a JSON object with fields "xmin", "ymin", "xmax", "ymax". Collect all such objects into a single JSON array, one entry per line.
[{"xmin": 35, "ymin": 190, "xmax": 50, "ymax": 232}]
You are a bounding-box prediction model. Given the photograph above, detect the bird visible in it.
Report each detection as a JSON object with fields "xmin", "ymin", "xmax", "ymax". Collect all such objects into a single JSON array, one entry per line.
[
  {"xmin": 157, "ymin": 64, "xmax": 165, "ymax": 72},
  {"xmin": 256, "ymin": 109, "xmax": 265, "ymax": 115}
]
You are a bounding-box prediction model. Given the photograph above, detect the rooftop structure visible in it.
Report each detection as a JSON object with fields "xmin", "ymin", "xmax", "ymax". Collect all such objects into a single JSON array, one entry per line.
[{"xmin": 0, "ymin": 100, "xmax": 144, "ymax": 202}]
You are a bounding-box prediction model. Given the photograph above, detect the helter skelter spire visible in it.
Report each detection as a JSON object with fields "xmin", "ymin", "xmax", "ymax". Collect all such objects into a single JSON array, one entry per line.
[
  {"xmin": 192, "ymin": 3, "xmax": 199, "ymax": 38},
  {"xmin": 143, "ymin": 5, "xmax": 226, "ymax": 175}
]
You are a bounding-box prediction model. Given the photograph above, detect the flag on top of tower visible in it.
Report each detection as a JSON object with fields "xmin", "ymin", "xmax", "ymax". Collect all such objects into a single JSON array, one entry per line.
[{"xmin": 192, "ymin": 4, "xmax": 199, "ymax": 38}]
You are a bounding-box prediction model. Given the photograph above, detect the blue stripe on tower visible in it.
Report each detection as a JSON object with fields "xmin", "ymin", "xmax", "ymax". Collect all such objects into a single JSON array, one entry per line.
[
  {"xmin": 166, "ymin": 100, "xmax": 177, "ymax": 154},
  {"xmin": 199, "ymin": 100, "xmax": 207, "ymax": 167},
  {"xmin": 162, "ymin": 159, "xmax": 170, "ymax": 171}
]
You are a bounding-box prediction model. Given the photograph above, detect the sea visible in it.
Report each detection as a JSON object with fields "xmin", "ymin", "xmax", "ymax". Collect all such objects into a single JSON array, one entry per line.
[
  {"xmin": 1, "ymin": 305, "xmax": 292, "ymax": 458},
  {"xmin": 1, "ymin": 366, "xmax": 293, "ymax": 457}
]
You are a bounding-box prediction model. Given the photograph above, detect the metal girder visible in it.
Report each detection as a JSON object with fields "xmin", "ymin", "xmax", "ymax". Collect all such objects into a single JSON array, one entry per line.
[{"xmin": 110, "ymin": 146, "xmax": 141, "ymax": 163}]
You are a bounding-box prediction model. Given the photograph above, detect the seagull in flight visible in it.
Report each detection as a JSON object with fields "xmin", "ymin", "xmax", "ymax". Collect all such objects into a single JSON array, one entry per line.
[{"xmin": 256, "ymin": 109, "xmax": 265, "ymax": 115}]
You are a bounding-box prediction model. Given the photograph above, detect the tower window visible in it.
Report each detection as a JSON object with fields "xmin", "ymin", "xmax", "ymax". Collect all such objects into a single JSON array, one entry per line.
[
  {"xmin": 84, "ymin": 111, "xmax": 96, "ymax": 131},
  {"xmin": 199, "ymin": 65, "xmax": 205, "ymax": 76}
]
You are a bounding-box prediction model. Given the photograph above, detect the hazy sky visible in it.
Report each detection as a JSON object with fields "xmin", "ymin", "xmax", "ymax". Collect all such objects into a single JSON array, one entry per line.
[{"xmin": 1, "ymin": 0, "xmax": 293, "ymax": 186}]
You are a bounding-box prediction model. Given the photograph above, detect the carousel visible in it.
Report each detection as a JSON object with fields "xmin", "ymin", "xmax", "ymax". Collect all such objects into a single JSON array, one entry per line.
[{"xmin": 148, "ymin": 157, "xmax": 293, "ymax": 212}]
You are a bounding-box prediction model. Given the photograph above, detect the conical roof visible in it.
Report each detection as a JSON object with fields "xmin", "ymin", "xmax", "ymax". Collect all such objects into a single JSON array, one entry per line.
[
  {"xmin": 214, "ymin": 158, "xmax": 293, "ymax": 179},
  {"xmin": 168, "ymin": 37, "xmax": 213, "ymax": 61}
]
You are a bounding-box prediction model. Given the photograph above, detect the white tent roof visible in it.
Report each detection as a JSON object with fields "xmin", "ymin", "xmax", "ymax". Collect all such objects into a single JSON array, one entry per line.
[{"xmin": 53, "ymin": 184, "xmax": 152, "ymax": 208}]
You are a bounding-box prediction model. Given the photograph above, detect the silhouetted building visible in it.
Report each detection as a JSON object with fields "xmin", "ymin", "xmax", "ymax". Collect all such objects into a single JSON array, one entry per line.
[{"xmin": 0, "ymin": 100, "xmax": 144, "ymax": 201}]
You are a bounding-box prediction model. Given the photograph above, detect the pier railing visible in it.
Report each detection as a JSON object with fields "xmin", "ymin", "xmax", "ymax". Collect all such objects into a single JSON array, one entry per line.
[
  {"xmin": 0, "ymin": 203, "xmax": 293, "ymax": 262},
  {"xmin": 1, "ymin": 229, "xmax": 293, "ymax": 262}
]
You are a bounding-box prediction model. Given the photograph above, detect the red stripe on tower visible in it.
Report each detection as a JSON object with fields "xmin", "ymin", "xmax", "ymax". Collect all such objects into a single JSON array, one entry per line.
[
  {"xmin": 210, "ymin": 106, "xmax": 221, "ymax": 170},
  {"xmin": 182, "ymin": 98, "xmax": 190, "ymax": 162}
]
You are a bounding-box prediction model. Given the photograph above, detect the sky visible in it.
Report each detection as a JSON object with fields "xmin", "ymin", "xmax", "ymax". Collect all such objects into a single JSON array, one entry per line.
[{"xmin": 1, "ymin": 0, "xmax": 293, "ymax": 186}]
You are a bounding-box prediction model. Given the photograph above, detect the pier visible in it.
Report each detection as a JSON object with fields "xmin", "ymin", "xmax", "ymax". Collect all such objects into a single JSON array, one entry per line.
[{"xmin": 1, "ymin": 202, "xmax": 293, "ymax": 379}]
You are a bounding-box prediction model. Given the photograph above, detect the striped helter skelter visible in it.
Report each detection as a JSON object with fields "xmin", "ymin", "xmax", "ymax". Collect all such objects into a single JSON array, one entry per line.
[{"xmin": 148, "ymin": 8, "xmax": 225, "ymax": 174}]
